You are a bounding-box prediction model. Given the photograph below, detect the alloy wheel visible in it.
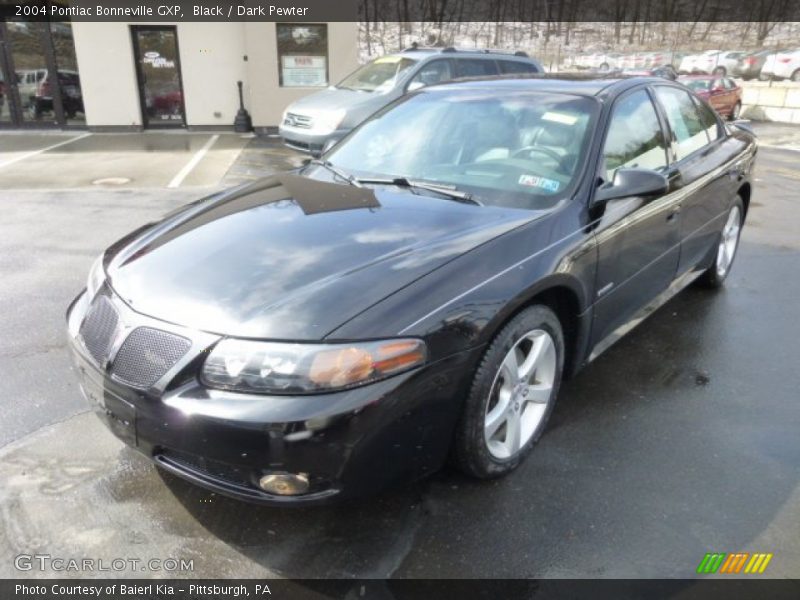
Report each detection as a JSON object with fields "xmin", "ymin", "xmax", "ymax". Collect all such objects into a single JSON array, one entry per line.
[
  {"xmin": 716, "ymin": 205, "xmax": 742, "ymax": 278},
  {"xmin": 484, "ymin": 329, "xmax": 556, "ymax": 460}
]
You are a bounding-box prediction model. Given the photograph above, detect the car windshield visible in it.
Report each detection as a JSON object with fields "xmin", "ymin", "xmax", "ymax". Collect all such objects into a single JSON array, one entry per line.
[
  {"xmin": 321, "ymin": 89, "xmax": 598, "ymax": 210},
  {"xmin": 683, "ymin": 79, "xmax": 712, "ymax": 91},
  {"xmin": 337, "ymin": 56, "xmax": 418, "ymax": 93}
]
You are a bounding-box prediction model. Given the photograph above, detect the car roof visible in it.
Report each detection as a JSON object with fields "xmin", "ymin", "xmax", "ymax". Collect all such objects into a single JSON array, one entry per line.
[
  {"xmin": 425, "ymin": 73, "xmax": 668, "ymax": 98},
  {"xmin": 395, "ymin": 47, "xmax": 536, "ymax": 61}
]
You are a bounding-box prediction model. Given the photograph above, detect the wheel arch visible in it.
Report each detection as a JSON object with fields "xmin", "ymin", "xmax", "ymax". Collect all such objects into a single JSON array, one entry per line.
[{"xmin": 479, "ymin": 276, "xmax": 590, "ymax": 380}]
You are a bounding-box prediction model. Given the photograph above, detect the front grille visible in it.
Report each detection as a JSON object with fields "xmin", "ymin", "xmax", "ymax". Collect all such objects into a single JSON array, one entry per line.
[
  {"xmin": 159, "ymin": 449, "xmax": 252, "ymax": 489},
  {"xmin": 79, "ymin": 295, "xmax": 119, "ymax": 365},
  {"xmin": 111, "ymin": 327, "xmax": 191, "ymax": 388},
  {"xmin": 284, "ymin": 112, "xmax": 313, "ymax": 129}
]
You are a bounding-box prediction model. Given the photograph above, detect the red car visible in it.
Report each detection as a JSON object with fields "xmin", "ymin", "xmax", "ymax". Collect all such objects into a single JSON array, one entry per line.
[{"xmin": 679, "ymin": 75, "xmax": 743, "ymax": 120}]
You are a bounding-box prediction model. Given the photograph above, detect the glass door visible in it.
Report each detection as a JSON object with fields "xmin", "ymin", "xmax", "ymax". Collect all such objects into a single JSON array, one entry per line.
[{"xmin": 131, "ymin": 26, "xmax": 185, "ymax": 128}]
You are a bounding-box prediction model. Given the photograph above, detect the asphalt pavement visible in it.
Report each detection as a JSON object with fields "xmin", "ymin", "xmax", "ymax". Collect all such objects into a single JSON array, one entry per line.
[{"xmin": 0, "ymin": 126, "xmax": 797, "ymax": 579}]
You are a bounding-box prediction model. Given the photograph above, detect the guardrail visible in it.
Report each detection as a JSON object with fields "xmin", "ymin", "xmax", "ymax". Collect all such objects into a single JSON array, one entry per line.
[{"xmin": 741, "ymin": 81, "xmax": 800, "ymax": 124}]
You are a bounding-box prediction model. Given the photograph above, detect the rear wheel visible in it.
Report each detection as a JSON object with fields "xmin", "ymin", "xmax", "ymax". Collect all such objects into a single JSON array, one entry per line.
[
  {"xmin": 699, "ymin": 197, "xmax": 744, "ymax": 288},
  {"xmin": 791, "ymin": 69, "xmax": 800, "ymax": 82},
  {"xmin": 453, "ymin": 305, "xmax": 564, "ymax": 479}
]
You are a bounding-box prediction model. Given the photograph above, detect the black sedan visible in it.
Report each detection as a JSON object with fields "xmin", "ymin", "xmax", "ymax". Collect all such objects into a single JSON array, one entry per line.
[{"xmin": 67, "ymin": 76, "xmax": 756, "ymax": 505}]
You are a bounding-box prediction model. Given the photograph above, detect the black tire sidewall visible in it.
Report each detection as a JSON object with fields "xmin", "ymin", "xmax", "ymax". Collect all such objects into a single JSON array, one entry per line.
[{"xmin": 453, "ymin": 305, "xmax": 565, "ymax": 479}]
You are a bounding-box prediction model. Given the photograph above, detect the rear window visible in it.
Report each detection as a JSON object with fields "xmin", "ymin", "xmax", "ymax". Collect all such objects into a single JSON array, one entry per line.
[{"xmin": 499, "ymin": 60, "xmax": 539, "ymax": 75}]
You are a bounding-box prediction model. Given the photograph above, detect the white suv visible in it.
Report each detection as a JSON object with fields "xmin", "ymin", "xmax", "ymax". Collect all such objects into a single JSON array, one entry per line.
[{"xmin": 763, "ymin": 48, "xmax": 800, "ymax": 81}]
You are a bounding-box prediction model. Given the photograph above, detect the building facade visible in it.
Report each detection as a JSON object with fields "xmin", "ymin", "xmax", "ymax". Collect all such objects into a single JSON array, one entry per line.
[{"xmin": 0, "ymin": 21, "xmax": 359, "ymax": 131}]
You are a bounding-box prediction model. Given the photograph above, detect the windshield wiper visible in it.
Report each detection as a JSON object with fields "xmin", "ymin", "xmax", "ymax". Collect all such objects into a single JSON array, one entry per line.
[
  {"xmin": 356, "ymin": 177, "xmax": 481, "ymax": 205},
  {"xmin": 308, "ymin": 159, "xmax": 363, "ymax": 187}
]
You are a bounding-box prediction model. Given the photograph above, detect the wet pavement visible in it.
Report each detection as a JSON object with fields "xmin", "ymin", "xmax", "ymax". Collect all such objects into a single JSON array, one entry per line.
[
  {"xmin": 0, "ymin": 132, "xmax": 252, "ymax": 190},
  {"xmin": 0, "ymin": 125, "xmax": 798, "ymax": 579}
]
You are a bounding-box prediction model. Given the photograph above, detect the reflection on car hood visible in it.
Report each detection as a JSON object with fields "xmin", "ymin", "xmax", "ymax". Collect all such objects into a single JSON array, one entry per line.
[
  {"xmin": 285, "ymin": 87, "xmax": 378, "ymax": 114},
  {"xmin": 106, "ymin": 175, "xmax": 540, "ymax": 339}
]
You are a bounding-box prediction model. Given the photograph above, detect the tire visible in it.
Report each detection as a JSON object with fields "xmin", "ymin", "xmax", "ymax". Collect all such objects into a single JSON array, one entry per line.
[
  {"xmin": 729, "ymin": 101, "xmax": 742, "ymax": 121},
  {"xmin": 599, "ymin": 62, "xmax": 609, "ymax": 71},
  {"xmin": 453, "ymin": 305, "xmax": 564, "ymax": 479},
  {"xmin": 713, "ymin": 66, "xmax": 727, "ymax": 76},
  {"xmin": 698, "ymin": 196, "xmax": 744, "ymax": 288},
  {"xmin": 791, "ymin": 69, "xmax": 800, "ymax": 82}
]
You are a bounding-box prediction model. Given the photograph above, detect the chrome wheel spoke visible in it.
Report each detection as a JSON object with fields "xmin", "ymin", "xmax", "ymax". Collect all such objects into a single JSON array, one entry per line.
[
  {"xmin": 501, "ymin": 351, "xmax": 521, "ymax": 386},
  {"xmin": 526, "ymin": 382, "xmax": 552, "ymax": 405},
  {"xmin": 519, "ymin": 334, "xmax": 550, "ymax": 382},
  {"xmin": 505, "ymin": 409, "xmax": 522, "ymax": 454},
  {"xmin": 485, "ymin": 390, "xmax": 511, "ymax": 438}
]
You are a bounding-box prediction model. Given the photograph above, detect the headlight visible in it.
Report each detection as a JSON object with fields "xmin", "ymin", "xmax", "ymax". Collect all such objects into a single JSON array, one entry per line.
[
  {"xmin": 86, "ymin": 253, "xmax": 106, "ymax": 299},
  {"xmin": 202, "ymin": 338, "xmax": 427, "ymax": 394},
  {"xmin": 311, "ymin": 109, "xmax": 346, "ymax": 135}
]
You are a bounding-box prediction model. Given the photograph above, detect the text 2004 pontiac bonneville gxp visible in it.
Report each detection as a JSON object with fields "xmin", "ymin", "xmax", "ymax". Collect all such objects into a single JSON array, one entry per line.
[{"xmin": 67, "ymin": 75, "xmax": 755, "ymax": 505}]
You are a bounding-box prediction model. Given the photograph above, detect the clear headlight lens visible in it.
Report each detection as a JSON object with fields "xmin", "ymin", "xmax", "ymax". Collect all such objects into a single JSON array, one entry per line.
[
  {"xmin": 311, "ymin": 108, "xmax": 346, "ymax": 135},
  {"xmin": 202, "ymin": 338, "xmax": 427, "ymax": 394},
  {"xmin": 86, "ymin": 253, "xmax": 106, "ymax": 299}
]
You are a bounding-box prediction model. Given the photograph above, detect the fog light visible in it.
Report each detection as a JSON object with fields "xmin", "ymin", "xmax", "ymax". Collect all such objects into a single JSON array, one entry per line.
[{"xmin": 258, "ymin": 472, "xmax": 310, "ymax": 496}]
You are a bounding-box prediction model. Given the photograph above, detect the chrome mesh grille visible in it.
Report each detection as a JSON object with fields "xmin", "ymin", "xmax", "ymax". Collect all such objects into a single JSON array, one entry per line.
[
  {"xmin": 78, "ymin": 295, "xmax": 119, "ymax": 365},
  {"xmin": 111, "ymin": 327, "xmax": 191, "ymax": 389}
]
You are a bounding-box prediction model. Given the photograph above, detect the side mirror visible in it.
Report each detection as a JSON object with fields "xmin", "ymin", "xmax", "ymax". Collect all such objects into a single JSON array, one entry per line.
[
  {"xmin": 593, "ymin": 168, "xmax": 668, "ymax": 204},
  {"xmin": 407, "ymin": 81, "xmax": 425, "ymax": 92}
]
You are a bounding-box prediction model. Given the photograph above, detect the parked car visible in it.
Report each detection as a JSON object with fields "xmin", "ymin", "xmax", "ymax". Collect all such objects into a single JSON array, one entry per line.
[
  {"xmin": 680, "ymin": 50, "xmax": 744, "ymax": 76},
  {"xmin": 31, "ymin": 69, "xmax": 83, "ymax": 119},
  {"xmin": 680, "ymin": 76, "xmax": 743, "ymax": 120},
  {"xmin": 732, "ymin": 49, "xmax": 776, "ymax": 80},
  {"xmin": 279, "ymin": 47, "xmax": 543, "ymax": 154},
  {"xmin": 67, "ymin": 75, "xmax": 756, "ymax": 505},
  {"xmin": 624, "ymin": 65, "xmax": 678, "ymax": 80},
  {"xmin": 15, "ymin": 68, "xmax": 46, "ymax": 110},
  {"xmin": 761, "ymin": 48, "xmax": 800, "ymax": 81}
]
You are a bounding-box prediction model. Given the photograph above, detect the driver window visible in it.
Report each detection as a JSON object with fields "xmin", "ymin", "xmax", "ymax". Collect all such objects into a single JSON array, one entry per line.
[
  {"xmin": 409, "ymin": 60, "xmax": 452, "ymax": 89},
  {"xmin": 602, "ymin": 90, "xmax": 669, "ymax": 181}
]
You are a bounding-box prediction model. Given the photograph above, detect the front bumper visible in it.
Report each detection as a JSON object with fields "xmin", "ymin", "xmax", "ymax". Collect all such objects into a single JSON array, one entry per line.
[
  {"xmin": 66, "ymin": 289, "xmax": 476, "ymax": 506},
  {"xmin": 278, "ymin": 125, "xmax": 349, "ymax": 154}
]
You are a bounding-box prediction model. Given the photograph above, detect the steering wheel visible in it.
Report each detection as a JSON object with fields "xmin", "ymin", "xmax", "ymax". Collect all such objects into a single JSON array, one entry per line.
[
  {"xmin": 512, "ymin": 145, "xmax": 563, "ymax": 162},
  {"xmin": 511, "ymin": 145, "xmax": 571, "ymax": 175}
]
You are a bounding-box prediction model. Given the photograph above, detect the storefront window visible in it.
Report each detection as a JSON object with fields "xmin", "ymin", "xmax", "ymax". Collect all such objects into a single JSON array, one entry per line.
[
  {"xmin": 50, "ymin": 22, "xmax": 84, "ymax": 126},
  {"xmin": 276, "ymin": 24, "xmax": 328, "ymax": 87}
]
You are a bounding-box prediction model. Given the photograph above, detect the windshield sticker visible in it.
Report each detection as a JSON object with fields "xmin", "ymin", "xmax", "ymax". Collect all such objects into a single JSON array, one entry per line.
[
  {"xmin": 375, "ymin": 56, "xmax": 402, "ymax": 64},
  {"xmin": 541, "ymin": 111, "xmax": 578, "ymax": 125},
  {"xmin": 518, "ymin": 174, "xmax": 561, "ymax": 192}
]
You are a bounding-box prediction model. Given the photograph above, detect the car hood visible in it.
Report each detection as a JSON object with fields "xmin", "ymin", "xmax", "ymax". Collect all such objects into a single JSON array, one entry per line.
[
  {"xmin": 286, "ymin": 87, "xmax": 384, "ymax": 114},
  {"xmin": 106, "ymin": 174, "xmax": 539, "ymax": 340}
]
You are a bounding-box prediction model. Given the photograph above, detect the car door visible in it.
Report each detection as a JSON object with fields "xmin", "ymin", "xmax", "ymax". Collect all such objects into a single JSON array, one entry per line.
[
  {"xmin": 589, "ymin": 87, "xmax": 680, "ymax": 355},
  {"xmin": 652, "ymin": 85, "xmax": 733, "ymax": 276}
]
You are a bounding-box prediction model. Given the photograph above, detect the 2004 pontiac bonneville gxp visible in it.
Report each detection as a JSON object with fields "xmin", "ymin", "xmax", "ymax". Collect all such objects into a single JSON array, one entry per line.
[{"xmin": 67, "ymin": 75, "xmax": 756, "ymax": 505}]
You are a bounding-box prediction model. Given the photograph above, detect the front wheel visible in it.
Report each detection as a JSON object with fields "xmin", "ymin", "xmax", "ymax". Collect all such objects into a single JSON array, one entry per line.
[
  {"xmin": 791, "ymin": 69, "xmax": 800, "ymax": 82},
  {"xmin": 713, "ymin": 66, "xmax": 727, "ymax": 76},
  {"xmin": 453, "ymin": 305, "xmax": 564, "ymax": 479},
  {"xmin": 699, "ymin": 197, "xmax": 744, "ymax": 288}
]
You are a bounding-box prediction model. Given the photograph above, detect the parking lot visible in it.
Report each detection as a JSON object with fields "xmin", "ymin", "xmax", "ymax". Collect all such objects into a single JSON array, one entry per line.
[{"xmin": 0, "ymin": 126, "xmax": 798, "ymax": 579}]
